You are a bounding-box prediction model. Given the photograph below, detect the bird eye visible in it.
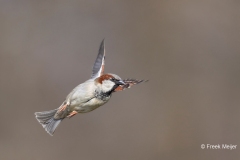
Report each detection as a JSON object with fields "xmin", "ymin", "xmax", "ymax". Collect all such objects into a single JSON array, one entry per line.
[{"xmin": 110, "ymin": 78, "xmax": 117, "ymax": 82}]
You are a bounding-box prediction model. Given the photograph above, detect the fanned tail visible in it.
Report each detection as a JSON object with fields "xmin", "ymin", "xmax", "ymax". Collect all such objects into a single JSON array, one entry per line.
[{"xmin": 35, "ymin": 109, "xmax": 62, "ymax": 136}]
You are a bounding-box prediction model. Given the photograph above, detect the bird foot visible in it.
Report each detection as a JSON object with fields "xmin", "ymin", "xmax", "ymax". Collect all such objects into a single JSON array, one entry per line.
[{"xmin": 67, "ymin": 111, "xmax": 78, "ymax": 118}]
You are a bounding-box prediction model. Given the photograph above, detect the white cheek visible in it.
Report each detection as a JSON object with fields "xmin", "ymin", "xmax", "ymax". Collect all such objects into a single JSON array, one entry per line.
[{"xmin": 101, "ymin": 80, "xmax": 115, "ymax": 92}]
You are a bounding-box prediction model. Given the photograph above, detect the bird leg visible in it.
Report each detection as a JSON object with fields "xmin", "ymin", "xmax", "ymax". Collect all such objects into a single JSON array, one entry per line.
[
  {"xmin": 67, "ymin": 111, "xmax": 78, "ymax": 118},
  {"xmin": 57, "ymin": 102, "xmax": 70, "ymax": 113}
]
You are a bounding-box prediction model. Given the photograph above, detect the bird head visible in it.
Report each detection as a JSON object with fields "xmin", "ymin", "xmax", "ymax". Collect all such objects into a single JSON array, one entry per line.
[{"xmin": 95, "ymin": 73, "xmax": 125, "ymax": 93}]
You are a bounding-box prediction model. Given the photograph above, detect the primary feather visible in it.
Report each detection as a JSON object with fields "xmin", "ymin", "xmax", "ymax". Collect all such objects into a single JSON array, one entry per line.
[{"xmin": 91, "ymin": 39, "xmax": 105, "ymax": 79}]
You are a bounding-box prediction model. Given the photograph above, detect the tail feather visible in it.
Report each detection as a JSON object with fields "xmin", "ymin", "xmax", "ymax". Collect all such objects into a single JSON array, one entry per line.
[{"xmin": 35, "ymin": 109, "xmax": 62, "ymax": 136}]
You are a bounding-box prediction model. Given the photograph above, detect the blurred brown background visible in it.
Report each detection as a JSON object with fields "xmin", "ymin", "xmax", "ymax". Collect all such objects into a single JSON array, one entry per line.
[{"xmin": 0, "ymin": 0, "xmax": 240, "ymax": 160}]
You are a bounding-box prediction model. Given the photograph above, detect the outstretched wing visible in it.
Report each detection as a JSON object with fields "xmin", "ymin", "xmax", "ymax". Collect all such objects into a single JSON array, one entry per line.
[
  {"xmin": 91, "ymin": 39, "xmax": 105, "ymax": 79},
  {"xmin": 114, "ymin": 79, "xmax": 148, "ymax": 92}
]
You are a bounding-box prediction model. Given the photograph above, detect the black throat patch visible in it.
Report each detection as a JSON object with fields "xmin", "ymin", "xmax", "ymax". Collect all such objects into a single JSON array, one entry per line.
[{"xmin": 95, "ymin": 84, "xmax": 119, "ymax": 101}]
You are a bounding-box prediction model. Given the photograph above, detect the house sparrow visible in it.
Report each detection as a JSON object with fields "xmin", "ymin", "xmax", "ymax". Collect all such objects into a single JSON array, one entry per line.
[{"xmin": 35, "ymin": 40, "xmax": 147, "ymax": 136}]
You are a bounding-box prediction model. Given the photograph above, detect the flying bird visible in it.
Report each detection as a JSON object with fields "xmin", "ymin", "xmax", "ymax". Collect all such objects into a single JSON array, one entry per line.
[{"xmin": 35, "ymin": 40, "xmax": 147, "ymax": 136}]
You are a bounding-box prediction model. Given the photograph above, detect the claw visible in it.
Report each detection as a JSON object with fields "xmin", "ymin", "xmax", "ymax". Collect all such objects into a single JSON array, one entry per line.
[
  {"xmin": 67, "ymin": 111, "xmax": 78, "ymax": 118},
  {"xmin": 57, "ymin": 105, "xmax": 67, "ymax": 113},
  {"xmin": 57, "ymin": 102, "xmax": 69, "ymax": 113}
]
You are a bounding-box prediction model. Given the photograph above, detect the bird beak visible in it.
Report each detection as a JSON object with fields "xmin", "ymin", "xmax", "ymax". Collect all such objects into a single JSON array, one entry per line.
[{"xmin": 116, "ymin": 80, "xmax": 125, "ymax": 85}]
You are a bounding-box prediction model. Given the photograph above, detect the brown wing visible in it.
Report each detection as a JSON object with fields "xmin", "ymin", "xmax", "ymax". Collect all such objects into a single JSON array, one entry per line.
[{"xmin": 114, "ymin": 79, "xmax": 148, "ymax": 92}]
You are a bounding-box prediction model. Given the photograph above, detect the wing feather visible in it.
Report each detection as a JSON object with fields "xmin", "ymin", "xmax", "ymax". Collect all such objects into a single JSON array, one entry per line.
[
  {"xmin": 114, "ymin": 79, "xmax": 148, "ymax": 92},
  {"xmin": 91, "ymin": 39, "xmax": 105, "ymax": 79}
]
